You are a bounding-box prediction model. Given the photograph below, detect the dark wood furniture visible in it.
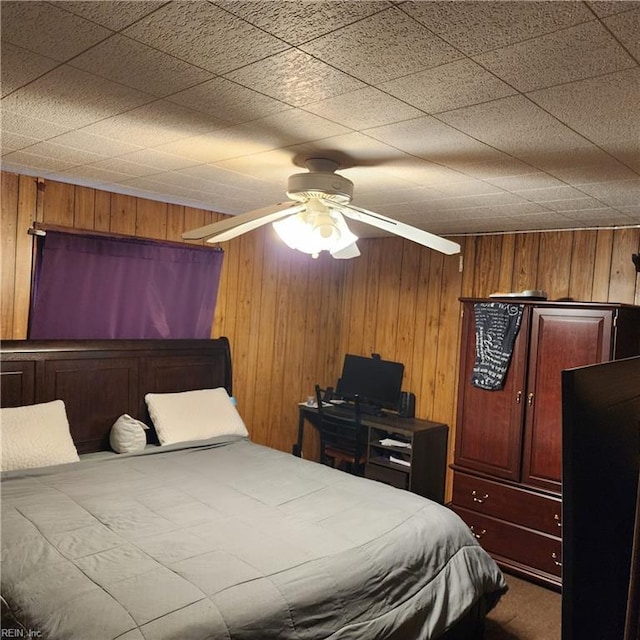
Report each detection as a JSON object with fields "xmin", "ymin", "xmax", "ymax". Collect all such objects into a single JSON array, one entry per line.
[
  {"xmin": 296, "ymin": 404, "xmax": 448, "ymax": 503},
  {"xmin": 450, "ymin": 299, "xmax": 640, "ymax": 589},
  {"xmin": 562, "ymin": 356, "xmax": 640, "ymax": 640},
  {"xmin": 0, "ymin": 339, "xmax": 232, "ymax": 453},
  {"xmin": 315, "ymin": 386, "xmax": 367, "ymax": 475}
]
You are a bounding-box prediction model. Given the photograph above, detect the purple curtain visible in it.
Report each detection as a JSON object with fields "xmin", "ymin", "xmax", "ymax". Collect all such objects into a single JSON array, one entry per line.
[{"xmin": 29, "ymin": 231, "xmax": 224, "ymax": 339}]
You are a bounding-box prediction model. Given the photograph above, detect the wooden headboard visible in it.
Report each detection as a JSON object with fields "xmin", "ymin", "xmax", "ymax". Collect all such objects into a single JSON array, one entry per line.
[{"xmin": 0, "ymin": 338, "xmax": 232, "ymax": 453}]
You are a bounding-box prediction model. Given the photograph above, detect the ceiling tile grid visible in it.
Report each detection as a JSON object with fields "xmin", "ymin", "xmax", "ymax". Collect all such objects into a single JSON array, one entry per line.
[{"xmin": 0, "ymin": 0, "xmax": 637, "ymax": 236}]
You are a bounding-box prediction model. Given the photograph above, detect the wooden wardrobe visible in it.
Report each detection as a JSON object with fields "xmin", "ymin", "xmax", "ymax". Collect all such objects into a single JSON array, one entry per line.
[{"xmin": 450, "ymin": 298, "xmax": 640, "ymax": 589}]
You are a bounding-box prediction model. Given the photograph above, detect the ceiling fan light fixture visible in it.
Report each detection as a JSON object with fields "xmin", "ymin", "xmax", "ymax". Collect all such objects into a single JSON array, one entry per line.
[{"xmin": 272, "ymin": 203, "xmax": 358, "ymax": 259}]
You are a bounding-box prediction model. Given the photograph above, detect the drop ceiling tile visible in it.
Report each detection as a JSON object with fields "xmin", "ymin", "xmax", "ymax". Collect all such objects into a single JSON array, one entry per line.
[
  {"xmin": 527, "ymin": 69, "xmax": 640, "ymax": 171},
  {"xmin": 366, "ymin": 115, "xmax": 507, "ymax": 166},
  {"xmin": 511, "ymin": 184, "xmax": 588, "ymax": 202},
  {"xmin": 123, "ymin": 2, "xmax": 289, "ymax": 74},
  {"xmin": 563, "ymin": 208, "xmax": 636, "ymax": 226},
  {"xmin": 86, "ymin": 158, "xmax": 163, "ymax": 178},
  {"xmin": 214, "ymin": 1, "xmax": 388, "ymax": 46},
  {"xmin": 504, "ymin": 212, "xmax": 579, "ymax": 230},
  {"xmin": 456, "ymin": 157, "xmax": 540, "ymax": 180},
  {"xmin": 430, "ymin": 180, "xmax": 503, "ymax": 197},
  {"xmin": 214, "ymin": 149, "xmax": 305, "ymax": 183},
  {"xmin": 70, "ymin": 34, "xmax": 214, "ymax": 98},
  {"xmin": 2, "ymin": 150, "xmax": 76, "ymax": 173},
  {"xmin": 1, "ymin": 43, "xmax": 59, "ymax": 97},
  {"xmin": 433, "ymin": 191, "xmax": 532, "ymax": 210},
  {"xmin": 576, "ymin": 179, "xmax": 640, "ymax": 207},
  {"xmin": 303, "ymin": 87, "xmax": 423, "ymax": 130},
  {"xmin": 485, "ymin": 173, "xmax": 568, "ymax": 192},
  {"xmin": 300, "ymin": 7, "xmax": 460, "ymax": 85},
  {"xmin": 401, "ymin": 1, "xmax": 594, "ymax": 56},
  {"xmin": 378, "ymin": 59, "xmax": 517, "ymax": 114},
  {"xmin": 438, "ymin": 95, "xmax": 592, "ymax": 158},
  {"xmin": 544, "ymin": 155, "xmax": 639, "ymax": 185},
  {"xmin": 237, "ymin": 110, "xmax": 352, "ymax": 148},
  {"xmin": 174, "ymin": 164, "xmax": 270, "ymax": 193},
  {"xmin": 156, "ymin": 129, "xmax": 276, "ymax": 164},
  {"xmin": 543, "ymin": 197, "xmax": 609, "ymax": 212},
  {"xmin": 80, "ymin": 100, "xmax": 225, "ymax": 147},
  {"xmin": 225, "ymin": 50, "xmax": 367, "ymax": 108},
  {"xmin": 474, "ymin": 21, "xmax": 635, "ymax": 93},
  {"xmin": 1, "ymin": 66, "xmax": 152, "ymax": 129},
  {"xmin": 53, "ymin": 1, "xmax": 165, "ymax": 31},
  {"xmin": 60, "ymin": 164, "xmax": 153, "ymax": 184},
  {"xmin": 1, "ymin": 2, "xmax": 112, "ymax": 62},
  {"xmin": 587, "ymin": 1, "xmax": 640, "ymax": 18},
  {"xmin": 1, "ymin": 132, "xmax": 39, "ymax": 154},
  {"xmin": 604, "ymin": 9, "xmax": 640, "ymax": 58},
  {"xmin": 20, "ymin": 141, "xmax": 108, "ymax": 165},
  {"xmin": 49, "ymin": 131, "xmax": 144, "ymax": 157},
  {"xmin": 119, "ymin": 149, "xmax": 198, "ymax": 172},
  {"xmin": 167, "ymin": 78, "xmax": 290, "ymax": 125},
  {"xmin": 617, "ymin": 206, "xmax": 640, "ymax": 222},
  {"xmin": 355, "ymin": 186, "xmax": 444, "ymax": 208},
  {"xmin": 0, "ymin": 109, "xmax": 71, "ymax": 141}
]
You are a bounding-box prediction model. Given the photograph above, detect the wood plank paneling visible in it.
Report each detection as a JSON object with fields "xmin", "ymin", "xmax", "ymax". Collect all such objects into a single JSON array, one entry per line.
[{"xmin": 2, "ymin": 171, "xmax": 639, "ymax": 499}]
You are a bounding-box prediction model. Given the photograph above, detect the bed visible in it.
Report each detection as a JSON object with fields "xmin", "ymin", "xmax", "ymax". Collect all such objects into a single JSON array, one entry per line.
[{"xmin": 0, "ymin": 339, "xmax": 506, "ymax": 640}]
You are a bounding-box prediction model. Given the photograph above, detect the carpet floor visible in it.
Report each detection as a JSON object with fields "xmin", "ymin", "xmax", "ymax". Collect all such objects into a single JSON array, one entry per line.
[{"xmin": 484, "ymin": 573, "xmax": 561, "ymax": 640}]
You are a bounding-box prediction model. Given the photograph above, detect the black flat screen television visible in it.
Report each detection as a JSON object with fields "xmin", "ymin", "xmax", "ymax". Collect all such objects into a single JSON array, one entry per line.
[{"xmin": 336, "ymin": 354, "xmax": 404, "ymax": 412}]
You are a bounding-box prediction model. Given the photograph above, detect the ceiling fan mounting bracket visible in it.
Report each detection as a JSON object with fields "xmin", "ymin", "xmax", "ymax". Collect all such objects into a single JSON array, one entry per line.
[{"xmin": 286, "ymin": 157, "xmax": 354, "ymax": 204}]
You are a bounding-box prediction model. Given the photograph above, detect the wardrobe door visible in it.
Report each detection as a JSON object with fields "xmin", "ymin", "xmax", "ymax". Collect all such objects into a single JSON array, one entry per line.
[
  {"xmin": 454, "ymin": 304, "xmax": 530, "ymax": 481},
  {"xmin": 522, "ymin": 307, "xmax": 613, "ymax": 492}
]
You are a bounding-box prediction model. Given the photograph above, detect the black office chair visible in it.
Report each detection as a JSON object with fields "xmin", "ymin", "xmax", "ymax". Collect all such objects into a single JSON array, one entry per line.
[{"xmin": 315, "ymin": 385, "xmax": 367, "ymax": 476}]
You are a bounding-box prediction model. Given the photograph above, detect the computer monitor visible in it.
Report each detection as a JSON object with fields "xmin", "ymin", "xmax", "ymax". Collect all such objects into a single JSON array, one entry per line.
[{"xmin": 336, "ymin": 354, "xmax": 404, "ymax": 412}]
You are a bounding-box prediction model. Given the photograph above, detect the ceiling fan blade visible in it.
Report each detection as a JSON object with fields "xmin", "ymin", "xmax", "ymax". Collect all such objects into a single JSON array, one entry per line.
[
  {"xmin": 331, "ymin": 241, "xmax": 361, "ymax": 259},
  {"xmin": 182, "ymin": 201, "xmax": 304, "ymax": 242},
  {"xmin": 339, "ymin": 203, "xmax": 461, "ymax": 255}
]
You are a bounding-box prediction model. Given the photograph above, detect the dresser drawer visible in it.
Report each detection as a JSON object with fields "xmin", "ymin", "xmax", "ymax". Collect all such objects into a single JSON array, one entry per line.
[
  {"xmin": 453, "ymin": 506, "xmax": 562, "ymax": 578},
  {"xmin": 365, "ymin": 462, "xmax": 409, "ymax": 490},
  {"xmin": 452, "ymin": 471, "xmax": 562, "ymax": 536}
]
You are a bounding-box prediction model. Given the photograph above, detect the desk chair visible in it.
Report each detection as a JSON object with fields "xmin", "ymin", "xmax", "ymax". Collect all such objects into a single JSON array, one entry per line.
[{"xmin": 315, "ymin": 385, "xmax": 366, "ymax": 476}]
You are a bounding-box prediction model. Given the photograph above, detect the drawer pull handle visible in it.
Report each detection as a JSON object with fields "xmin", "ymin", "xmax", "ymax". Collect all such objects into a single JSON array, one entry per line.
[
  {"xmin": 552, "ymin": 552, "xmax": 562, "ymax": 567},
  {"xmin": 471, "ymin": 490, "xmax": 489, "ymax": 503},
  {"xmin": 554, "ymin": 513, "xmax": 562, "ymax": 528},
  {"xmin": 470, "ymin": 525, "xmax": 486, "ymax": 540}
]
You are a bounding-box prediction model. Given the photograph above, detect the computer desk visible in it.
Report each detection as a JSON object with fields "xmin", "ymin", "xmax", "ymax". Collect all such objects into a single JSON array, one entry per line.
[{"xmin": 294, "ymin": 403, "xmax": 449, "ymax": 503}]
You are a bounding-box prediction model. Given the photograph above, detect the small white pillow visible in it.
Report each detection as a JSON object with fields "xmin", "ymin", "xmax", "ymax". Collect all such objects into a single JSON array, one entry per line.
[
  {"xmin": 0, "ymin": 400, "xmax": 79, "ymax": 472},
  {"xmin": 110, "ymin": 414, "xmax": 148, "ymax": 454},
  {"xmin": 145, "ymin": 388, "xmax": 248, "ymax": 446}
]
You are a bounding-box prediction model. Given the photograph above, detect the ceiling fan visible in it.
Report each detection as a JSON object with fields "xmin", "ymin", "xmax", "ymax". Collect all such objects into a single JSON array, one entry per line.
[{"xmin": 182, "ymin": 158, "xmax": 461, "ymax": 258}]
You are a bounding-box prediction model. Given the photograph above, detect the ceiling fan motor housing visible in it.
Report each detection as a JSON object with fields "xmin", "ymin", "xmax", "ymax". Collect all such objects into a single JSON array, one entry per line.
[{"xmin": 286, "ymin": 170, "xmax": 354, "ymax": 205}]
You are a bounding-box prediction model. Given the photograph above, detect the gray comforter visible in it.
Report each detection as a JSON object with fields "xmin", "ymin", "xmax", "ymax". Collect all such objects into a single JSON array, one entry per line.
[{"xmin": 1, "ymin": 438, "xmax": 505, "ymax": 639}]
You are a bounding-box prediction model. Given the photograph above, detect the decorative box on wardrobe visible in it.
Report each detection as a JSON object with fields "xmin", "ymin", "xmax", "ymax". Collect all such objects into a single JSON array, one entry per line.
[{"xmin": 450, "ymin": 298, "xmax": 640, "ymax": 589}]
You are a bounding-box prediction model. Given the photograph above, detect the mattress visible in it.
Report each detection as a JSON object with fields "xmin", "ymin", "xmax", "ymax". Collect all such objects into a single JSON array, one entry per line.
[{"xmin": 1, "ymin": 438, "xmax": 505, "ymax": 639}]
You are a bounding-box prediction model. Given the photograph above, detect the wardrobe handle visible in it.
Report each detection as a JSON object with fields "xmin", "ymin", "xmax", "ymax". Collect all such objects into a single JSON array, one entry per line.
[
  {"xmin": 470, "ymin": 525, "xmax": 486, "ymax": 540},
  {"xmin": 554, "ymin": 513, "xmax": 562, "ymax": 528},
  {"xmin": 516, "ymin": 390, "xmax": 522, "ymax": 404},
  {"xmin": 552, "ymin": 552, "xmax": 562, "ymax": 567},
  {"xmin": 527, "ymin": 392, "xmax": 535, "ymax": 406},
  {"xmin": 471, "ymin": 490, "xmax": 489, "ymax": 503}
]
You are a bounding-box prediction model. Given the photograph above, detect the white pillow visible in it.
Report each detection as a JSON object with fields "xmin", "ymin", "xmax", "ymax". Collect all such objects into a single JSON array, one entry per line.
[
  {"xmin": 0, "ymin": 400, "xmax": 79, "ymax": 472},
  {"xmin": 110, "ymin": 414, "xmax": 148, "ymax": 454},
  {"xmin": 145, "ymin": 388, "xmax": 248, "ymax": 446}
]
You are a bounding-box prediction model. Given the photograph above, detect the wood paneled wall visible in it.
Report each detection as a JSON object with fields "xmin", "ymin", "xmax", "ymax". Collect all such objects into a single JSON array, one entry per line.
[{"xmin": 2, "ymin": 172, "xmax": 639, "ymax": 496}]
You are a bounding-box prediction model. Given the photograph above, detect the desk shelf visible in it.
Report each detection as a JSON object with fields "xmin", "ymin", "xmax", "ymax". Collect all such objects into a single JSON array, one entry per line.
[
  {"xmin": 294, "ymin": 405, "xmax": 448, "ymax": 503},
  {"xmin": 365, "ymin": 420, "xmax": 448, "ymax": 503}
]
